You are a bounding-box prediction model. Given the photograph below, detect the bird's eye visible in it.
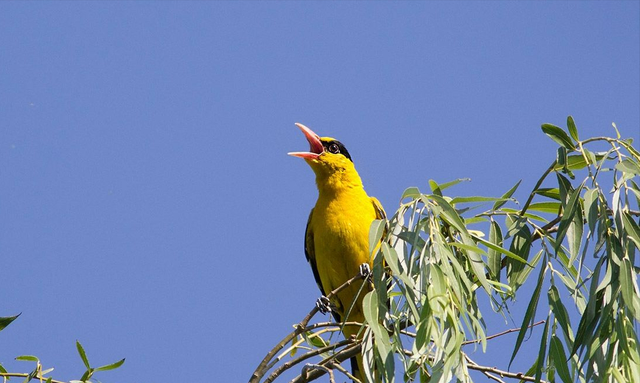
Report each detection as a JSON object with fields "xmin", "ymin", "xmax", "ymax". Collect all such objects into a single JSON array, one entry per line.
[{"xmin": 328, "ymin": 143, "xmax": 340, "ymax": 154}]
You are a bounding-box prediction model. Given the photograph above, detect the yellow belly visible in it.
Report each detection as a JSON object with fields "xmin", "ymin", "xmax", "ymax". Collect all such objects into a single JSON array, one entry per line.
[{"xmin": 311, "ymin": 191, "xmax": 377, "ymax": 328}]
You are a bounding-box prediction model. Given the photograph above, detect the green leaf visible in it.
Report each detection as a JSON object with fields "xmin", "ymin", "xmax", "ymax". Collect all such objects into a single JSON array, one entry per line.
[
  {"xmin": 534, "ymin": 316, "xmax": 550, "ymax": 383},
  {"xmin": 401, "ymin": 186, "xmax": 421, "ymax": 200},
  {"xmin": 527, "ymin": 202, "xmax": 561, "ymax": 214},
  {"xmin": 550, "ymin": 335, "xmax": 572, "ymax": 383},
  {"xmin": 76, "ymin": 340, "xmax": 91, "ymax": 369},
  {"xmin": 567, "ymin": 116, "xmax": 579, "ymax": 141},
  {"xmin": 472, "ymin": 234, "xmax": 528, "ymax": 265},
  {"xmin": 303, "ymin": 331, "xmax": 328, "ymax": 348},
  {"xmin": 553, "ymin": 154, "xmax": 606, "ymax": 171},
  {"xmin": 80, "ymin": 368, "xmax": 94, "ymax": 382},
  {"xmin": 535, "ymin": 188, "xmax": 561, "ymax": 201},
  {"xmin": 487, "ymin": 221, "xmax": 503, "ymax": 280},
  {"xmin": 450, "ymin": 196, "xmax": 511, "ymax": 205},
  {"xmin": 620, "ymin": 257, "xmax": 640, "ymax": 319},
  {"xmin": 615, "ymin": 158, "xmax": 640, "ymax": 175},
  {"xmin": 0, "ymin": 363, "xmax": 7, "ymax": 374},
  {"xmin": 555, "ymin": 182, "xmax": 584, "ymax": 253},
  {"xmin": 509, "ymin": 260, "xmax": 546, "ymax": 369},
  {"xmin": 548, "ymin": 285, "xmax": 574, "ymax": 347},
  {"xmin": 368, "ymin": 219, "xmax": 386, "ymax": 255},
  {"xmin": 622, "ymin": 211, "xmax": 640, "ymax": 250},
  {"xmin": 0, "ymin": 313, "xmax": 20, "ymax": 332},
  {"xmin": 95, "ymin": 358, "xmax": 125, "ymax": 371},
  {"xmin": 15, "ymin": 355, "xmax": 39, "ymax": 362},
  {"xmin": 429, "ymin": 194, "xmax": 468, "ymax": 234},
  {"xmin": 428, "ymin": 180, "xmax": 442, "ymax": 196},
  {"xmin": 493, "ymin": 180, "xmax": 522, "ymax": 210},
  {"xmin": 439, "ymin": 178, "xmax": 470, "ymax": 191},
  {"xmin": 542, "ymin": 123, "xmax": 576, "ymax": 150}
]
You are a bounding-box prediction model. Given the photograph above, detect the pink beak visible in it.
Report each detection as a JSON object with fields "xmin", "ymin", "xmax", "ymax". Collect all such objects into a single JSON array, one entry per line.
[{"xmin": 288, "ymin": 123, "xmax": 324, "ymax": 160}]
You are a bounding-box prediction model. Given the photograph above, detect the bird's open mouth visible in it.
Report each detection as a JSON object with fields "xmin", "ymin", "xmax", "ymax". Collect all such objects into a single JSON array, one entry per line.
[{"xmin": 288, "ymin": 123, "xmax": 324, "ymax": 160}]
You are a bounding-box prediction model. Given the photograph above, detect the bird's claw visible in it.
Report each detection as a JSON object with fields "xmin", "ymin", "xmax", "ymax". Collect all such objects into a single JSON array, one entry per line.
[
  {"xmin": 316, "ymin": 296, "xmax": 332, "ymax": 314},
  {"xmin": 359, "ymin": 263, "xmax": 372, "ymax": 278}
]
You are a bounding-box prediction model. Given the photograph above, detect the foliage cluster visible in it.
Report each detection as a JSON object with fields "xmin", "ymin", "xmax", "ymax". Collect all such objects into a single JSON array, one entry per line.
[{"xmin": 1, "ymin": 314, "xmax": 124, "ymax": 382}]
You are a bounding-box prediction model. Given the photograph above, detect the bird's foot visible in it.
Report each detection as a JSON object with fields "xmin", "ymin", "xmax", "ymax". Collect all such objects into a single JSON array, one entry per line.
[
  {"xmin": 359, "ymin": 263, "xmax": 372, "ymax": 278},
  {"xmin": 316, "ymin": 296, "xmax": 332, "ymax": 314}
]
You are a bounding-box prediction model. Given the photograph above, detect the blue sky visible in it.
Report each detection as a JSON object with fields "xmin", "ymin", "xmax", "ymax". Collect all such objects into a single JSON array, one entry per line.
[{"xmin": 1, "ymin": 2, "xmax": 638, "ymax": 382}]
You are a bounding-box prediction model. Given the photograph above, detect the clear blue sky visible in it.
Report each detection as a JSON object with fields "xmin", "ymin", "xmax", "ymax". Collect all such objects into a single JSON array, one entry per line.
[{"xmin": 1, "ymin": 2, "xmax": 638, "ymax": 382}]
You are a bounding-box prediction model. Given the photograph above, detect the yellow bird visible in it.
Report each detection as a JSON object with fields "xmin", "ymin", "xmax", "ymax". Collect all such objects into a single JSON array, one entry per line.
[{"xmin": 289, "ymin": 123, "xmax": 385, "ymax": 381}]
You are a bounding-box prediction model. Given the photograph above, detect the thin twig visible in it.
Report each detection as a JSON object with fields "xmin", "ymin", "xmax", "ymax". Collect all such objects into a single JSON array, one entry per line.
[
  {"xmin": 264, "ymin": 338, "xmax": 354, "ymax": 383},
  {"xmin": 329, "ymin": 361, "xmax": 361, "ymax": 383},
  {"xmin": 464, "ymin": 354, "xmax": 548, "ymax": 383},
  {"xmin": 463, "ymin": 320, "xmax": 546, "ymax": 345},
  {"xmin": 301, "ymin": 364, "xmax": 335, "ymax": 383},
  {"xmin": 0, "ymin": 373, "xmax": 66, "ymax": 383},
  {"xmin": 249, "ymin": 273, "xmax": 366, "ymax": 383},
  {"xmin": 289, "ymin": 343, "xmax": 362, "ymax": 383}
]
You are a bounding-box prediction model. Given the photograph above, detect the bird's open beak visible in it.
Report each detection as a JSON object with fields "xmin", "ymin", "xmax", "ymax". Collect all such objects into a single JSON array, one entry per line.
[{"xmin": 288, "ymin": 123, "xmax": 324, "ymax": 160}]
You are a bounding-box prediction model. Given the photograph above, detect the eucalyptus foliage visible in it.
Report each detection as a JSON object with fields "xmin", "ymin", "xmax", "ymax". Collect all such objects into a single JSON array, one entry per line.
[
  {"xmin": 362, "ymin": 116, "xmax": 640, "ymax": 383},
  {"xmin": 252, "ymin": 116, "xmax": 640, "ymax": 383}
]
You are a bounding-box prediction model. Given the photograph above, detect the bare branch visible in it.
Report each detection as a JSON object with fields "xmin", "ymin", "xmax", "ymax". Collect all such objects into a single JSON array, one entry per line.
[
  {"xmin": 463, "ymin": 320, "xmax": 546, "ymax": 345},
  {"xmin": 465, "ymin": 354, "xmax": 548, "ymax": 383},
  {"xmin": 249, "ymin": 272, "xmax": 367, "ymax": 383},
  {"xmin": 0, "ymin": 373, "xmax": 66, "ymax": 383}
]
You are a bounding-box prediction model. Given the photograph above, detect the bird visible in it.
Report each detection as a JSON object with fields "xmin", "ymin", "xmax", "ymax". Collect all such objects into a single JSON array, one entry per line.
[{"xmin": 289, "ymin": 123, "xmax": 385, "ymax": 382}]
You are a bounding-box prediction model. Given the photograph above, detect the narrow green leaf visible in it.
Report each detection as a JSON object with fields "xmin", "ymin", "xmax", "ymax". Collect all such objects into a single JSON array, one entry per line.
[
  {"xmin": 555, "ymin": 182, "xmax": 584, "ymax": 253},
  {"xmin": 487, "ymin": 221, "xmax": 503, "ymax": 280},
  {"xmin": 95, "ymin": 358, "xmax": 125, "ymax": 372},
  {"xmin": 76, "ymin": 340, "xmax": 91, "ymax": 369},
  {"xmin": 553, "ymin": 154, "xmax": 606, "ymax": 171},
  {"xmin": 493, "ymin": 180, "xmax": 522, "ymax": 210},
  {"xmin": 620, "ymin": 258, "xmax": 640, "ymax": 319},
  {"xmin": 0, "ymin": 363, "xmax": 7, "ymax": 374},
  {"xmin": 15, "ymin": 355, "xmax": 39, "ymax": 362},
  {"xmin": 584, "ymin": 188, "xmax": 599, "ymax": 238},
  {"xmin": 439, "ymin": 178, "xmax": 470, "ymax": 191},
  {"xmin": 303, "ymin": 330, "xmax": 328, "ymax": 348},
  {"xmin": 527, "ymin": 202, "xmax": 561, "ymax": 214},
  {"xmin": 0, "ymin": 313, "xmax": 20, "ymax": 332},
  {"xmin": 535, "ymin": 188, "xmax": 561, "ymax": 201},
  {"xmin": 368, "ymin": 219, "xmax": 386, "ymax": 255},
  {"xmin": 550, "ymin": 335, "xmax": 572, "ymax": 383},
  {"xmin": 548, "ymin": 285, "xmax": 574, "ymax": 347},
  {"xmin": 473, "ymin": 234, "xmax": 528, "ymax": 265},
  {"xmin": 46, "ymin": 378, "xmax": 52, "ymax": 383},
  {"xmin": 451, "ymin": 196, "xmax": 510, "ymax": 204},
  {"xmin": 542, "ymin": 123, "xmax": 576, "ymax": 150},
  {"xmin": 622, "ymin": 211, "xmax": 640, "ymax": 250},
  {"xmin": 509, "ymin": 261, "xmax": 546, "ymax": 369},
  {"xmin": 428, "ymin": 180, "xmax": 442, "ymax": 196},
  {"xmin": 567, "ymin": 116, "xmax": 579, "ymax": 141},
  {"xmin": 80, "ymin": 369, "xmax": 94, "ymax": 382},
  {"xmin": 429, "ymin": 194, "xmax": 468, "ymax": 234},
  {"xmin": 534, "ymin": 316, "xmax": 550, "ymax": 383}
]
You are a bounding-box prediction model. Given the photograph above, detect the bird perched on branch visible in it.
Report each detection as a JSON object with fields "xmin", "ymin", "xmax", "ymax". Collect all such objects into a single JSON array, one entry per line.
[{"xmin": 289, "ymin": 123, "xmax": 385, "ymax": 381}]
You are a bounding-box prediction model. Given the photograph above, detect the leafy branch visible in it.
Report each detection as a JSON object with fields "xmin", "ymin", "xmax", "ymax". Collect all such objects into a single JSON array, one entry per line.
[
  {"xmin": 252, "ymin": 116, "xmax": 640, "ymax": 383},
  {"xmin": 0, "ymin": 315, "xmax": 124, "ymax": 383}
]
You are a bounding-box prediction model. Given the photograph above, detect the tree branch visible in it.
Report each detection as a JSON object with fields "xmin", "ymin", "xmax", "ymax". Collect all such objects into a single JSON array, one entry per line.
[
  {"xmin": 0, "ymin": 372, "xmax": 66, "ymax": 383},
  {"xmin": 465, "ymin": 354, "xmax": 548, "ymax": 383},
  {"xmin": 249, "ymin": 273, "xmax": 367, "ymax": 383}
]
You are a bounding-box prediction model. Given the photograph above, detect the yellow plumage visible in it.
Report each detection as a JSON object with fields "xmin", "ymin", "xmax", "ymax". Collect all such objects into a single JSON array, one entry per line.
[{"xmin": 289, "ymin": 124, "xmax": 385, "ymax": 382}]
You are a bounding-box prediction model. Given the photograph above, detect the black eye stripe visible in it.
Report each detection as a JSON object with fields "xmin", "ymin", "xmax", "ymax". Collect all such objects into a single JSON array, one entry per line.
[{"xmin": 322, "ymin": 140, "xmax": 352, "ymax": 162}]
